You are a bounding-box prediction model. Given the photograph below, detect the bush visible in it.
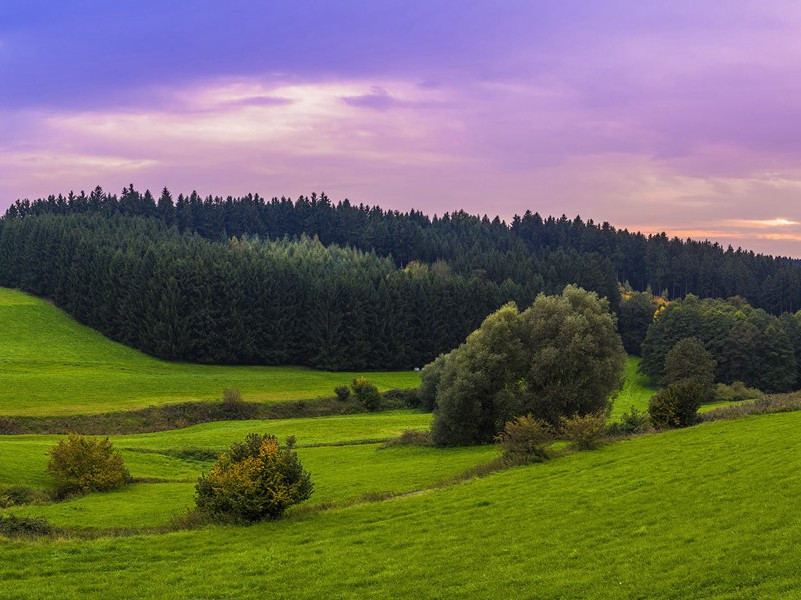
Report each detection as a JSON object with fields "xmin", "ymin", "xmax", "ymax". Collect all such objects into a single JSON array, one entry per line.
[
  {"xmin": 47, "ymin": 434, "xmax": 130, "ymax": 493},
  {"xmin": 384, "ymin": 388, "xmax": 420, "ymax": 408},
  {"xmin": 648, "ymin": 380, "xmax": 710, "ymax": 429},
  {"xmin": 560, "ymin": 413, "xmax": 606, "ymax": 450},
  {"xmin": 381, "ymin": 429, "xmax": 432, "ymax": 448},
  {"xmin": 351, "ymin": 378, "xmax": 381, "ymax": 411},
  {"xmin": 220, "ymin": 388, "xmax": 259, "ymax": 420},
  {"xmin": 0, "ymin": 515, "xmax": 54, "ymax": 538},
  {"xmin": 715, "ymin": 381, "xmax": 762, "ymax": 403},
  {"xmin": 496, "ymin": 415, "xmax": 553, "ymax": 463},
  {"xmin": 0, "ymin": 417, "xmax": 22, "ymax": 434},
  {"xmin": 195, "ymin": 433, "xmax": 313, "ymax": 522},
  {"xmin": 606, "ymin": 406, "xmax": 651, "ymax": 436},
  {"xmin": 0, "ymin": 485, "xmax": 50, "ymax": 508},
  {"xmin": 432, "ymin": 286, "xmax": 625, "ymax": 446},
  {"xmin": 334, "ymin": 385, "xmax": 351, "ymax": 401}
]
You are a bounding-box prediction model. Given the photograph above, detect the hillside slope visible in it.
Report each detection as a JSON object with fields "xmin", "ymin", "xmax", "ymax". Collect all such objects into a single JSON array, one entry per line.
[
  {"xmin": 0, "ymin": 288, "xmax": 419, "ymax": 416},
  {"xmin": 3, "ymin": 411, "xmax": 801, "ymax": 598}
]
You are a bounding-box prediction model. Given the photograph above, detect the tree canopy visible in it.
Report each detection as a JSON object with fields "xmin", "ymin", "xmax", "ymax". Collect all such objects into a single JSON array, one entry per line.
[{"xmin": 430, "ymin": 286, "xmax": 626, "ymax": 446}]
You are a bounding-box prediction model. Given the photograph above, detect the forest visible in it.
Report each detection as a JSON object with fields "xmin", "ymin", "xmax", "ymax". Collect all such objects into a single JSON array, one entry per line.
[
  {"xmin": 6, "ymin": 185, "xmax": 801, "ymax": 314},
  {"xmin": 4, "ymin": 186, "xmax": 801, "ymax": 371}
]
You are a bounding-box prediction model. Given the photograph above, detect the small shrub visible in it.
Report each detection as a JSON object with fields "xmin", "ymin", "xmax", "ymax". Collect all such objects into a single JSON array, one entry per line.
[
  {"xmin": 648, "ymin": 380, "xmax": 709, "ymax": 429},
  {"xmin": 195, "ymin": 433, "xmax": 313, "ymax": 522},
  {"xmin": 496, "ymin": 415, "xmax": 553, "ymax": 463},
  {"xmin": 48, "ymin": 434, "xmax": 130, "ymax": 493},
  {"xmin": 381, "ymin": 388, "xmax": 419, "ymax": 408},
  {"xmin": 334, "ymin": 385, "xmax": 351, "ymax": 401},
  {"xmin": 351, "ymin": 378, "xmax": 381, "ymax": 411},
  {"xmin": 606, "ymin": 406, "xmax": 651, "ymax": 436},
  {"xmin": 0, "ymin": 515, "xmax": 54, "ymax": 538},
  {"xmin": 560, "ymin": 412, "xmax": 606, "ymax": 450},
  {"xmin": 220, "ymin": 388, "xmax": 259, "ymax": 420},
  {"xmin": 381, "ymin": 429, "xmax": 432, "ymax": 448},
  {"xmin": 715, "ymin": 381, "xmax": 762, "ymax": 403},
  {"xmin": 0, "ymin": 485, "xmax": 51, "ymax": 508},
  {"xmin": 0, "ymin": 417, "xmax": 22, "ymax": 434}
]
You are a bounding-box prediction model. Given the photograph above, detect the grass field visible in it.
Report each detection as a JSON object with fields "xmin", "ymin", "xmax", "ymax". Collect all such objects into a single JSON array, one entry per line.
[
  {"xmin": 0, "ymin": 288, "xmax": 420, "ymax": 416},
  {"xmin": 609, "ymin": 356, "xmax": 658, "ymax": 420},
  {"xmin": 2, "ymin": 411, "xmax": 801, "ymax": 597},
  {"xmin": 1, "ymin": 409, "xmax": 499, "ymax": 529}
]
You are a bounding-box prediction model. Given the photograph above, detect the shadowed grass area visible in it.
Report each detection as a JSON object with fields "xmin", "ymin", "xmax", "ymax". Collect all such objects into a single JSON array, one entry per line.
[
  {"xmin": 2, "ymin": 412, "xmax": 801, "ymax": 597},
  {"xmin": 609, "ymin": 356, "xmax": 658, "ymax": 420},
  {"xmin": 0, "ymin": 288, "xmax": 419, "ymax": 416}
]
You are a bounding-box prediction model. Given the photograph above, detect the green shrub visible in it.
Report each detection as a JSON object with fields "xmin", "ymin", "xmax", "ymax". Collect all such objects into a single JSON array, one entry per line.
[
  {"xmin": 0, "ymin": 515, "xmax": 54, "ymax": 538},
  {"xmin": 560, "ymin": 413, "xmax": 606, "ymax": 450},
  {"xmin": 381, "ymin": 429, "xmax": 432, "ymax": 448},
  {"xmin": 220, "ymin": 388, "xmax": 259, "ymax": 420},
  {"xmin": 195, "ymin": 433, "xmax": 313, "ymax": 522},
  {"xmin": 47, "ymin": 434, "xmax": 130, "ymax": 493},
  {"xmin": 715, "ymin": 381, "xmax": 762, "ymax": 403},
  {"xmin": 334, "ymin": 385, "xmax": 351, "ymax": 401},
  {"xmin": 382, "ymin": 388, "xmax": 419, "ymax": 408},
  {"xmin": 0, "ymin": 485, "xmax": 50, "ymax": 508},
  {"xmin": 351, "ymin": 378, "xmax": 381, "ymax": 411},
  {"xmin": 606, "ymin": 406, "xmax": 651, "ymax": 436},
  {"xmin": 648, "ymin": 380, "xmax": 709, "ymax": 429},
  {"xmin": 496, "ymin": 415, "xmax": 553, "ymax": 463}
]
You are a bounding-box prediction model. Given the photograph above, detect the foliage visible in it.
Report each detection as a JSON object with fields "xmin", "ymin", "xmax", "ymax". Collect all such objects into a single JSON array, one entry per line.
[
  {"xmin": 0, "ymin": 514, "xmax": 54, "ymax": 538},
  {"xmin": 641, "ymin": 295, "xmax": 797, "ymax": 393},
  {"xmin": 560, "ymin": 413, "xmax": 606, "ymax": 450},
  {"xmin": 648, "ymin": 380, "xmax": 710, "ymax": 428},
  {"xmin": 47, "ymin": 434, "xmax": 130, "ymax": 493},
  {"xmin": 431, "ymin": 286, "xmax": 626, "ymax": 446},
  {"xmin": 418, "ymin": 353, "xmax": 447, "ymax": 411},
  {"xmin": 0, "ymin": 485, "xmax": 50, "ymax": 508},
  {"xmin": 380, "ymin": 388, "xmax": 419, "ymax": 408},
  {"xmin": 195, "ymin": 433, "xmax": 313, "ymax": 522},
  {"xmin": 496, "ymin": 415, "xmax": 553, "ymax": 463},
  {"xmin": 618, "ymin": 287, "xmax": 662, "ymax": 355},
  {"xmin": 0, "ymin": 210, "xmax": 616, "ymax": 371},
  {"xmin": 380, "ymin": 429, "xmax": 432, "ymax": 447},
  {"xmin": 351, "ymin": 378, "xmax": 382, "ymax": 411},
  {"xmin": 700, "ymin": 393, "xmax": 801, "ymax": 423},
  {"xmin": 606, "ymin": 406, "xmax": 652, "ymax": 436},
  {"xmin": 714, "ymin": 381, "xmax": 762, "ymax": 402},
  {"xmin": 662, "ymin": 337, "xmax": 716, "ymax": 388},
  {"xmin": 334, "ymin": 385, "xmax": 350, "ymax": 401}
]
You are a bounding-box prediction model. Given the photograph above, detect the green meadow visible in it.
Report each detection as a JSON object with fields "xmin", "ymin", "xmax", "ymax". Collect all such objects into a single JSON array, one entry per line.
[
  {"xmin": 3, "ymin": 412, "xmax": 801, "ymax": 598},
  {"xmin": 2, "ymin": 283, "xmax": 788, "ymax": 599},
  {"xmin": 0, "ymin": 288, "xmax": 419, "ymax": 416}
]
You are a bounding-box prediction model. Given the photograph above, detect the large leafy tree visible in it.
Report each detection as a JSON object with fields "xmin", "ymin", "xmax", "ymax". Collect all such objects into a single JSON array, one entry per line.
[{"xmin": 430, "ymin": 286, "xmax": 626, "ymax": 446}]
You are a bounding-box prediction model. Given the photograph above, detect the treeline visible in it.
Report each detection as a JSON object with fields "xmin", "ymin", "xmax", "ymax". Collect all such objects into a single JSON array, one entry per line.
[
  {"xmin": 0, "ymin": 214, "xmax": 612, "ymax": 370},
  {"xmin": 7, "ymin": 185, "xmax": 801, "ymax": 314},
  {"xmin": 640, "ymin": 295, "xmax": 801, "ymax": 393}
]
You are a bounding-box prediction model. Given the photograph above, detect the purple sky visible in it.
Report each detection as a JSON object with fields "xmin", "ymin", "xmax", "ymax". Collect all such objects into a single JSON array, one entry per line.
[{"xmin": 4, "ymin": 1, "xmax": 801, "ymax": 254}]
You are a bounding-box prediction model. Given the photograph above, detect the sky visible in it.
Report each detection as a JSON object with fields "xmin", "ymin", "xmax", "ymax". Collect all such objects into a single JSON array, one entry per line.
[{"xmin": 3, "ymin": 1, "xmax": 801, "ymax": 255}]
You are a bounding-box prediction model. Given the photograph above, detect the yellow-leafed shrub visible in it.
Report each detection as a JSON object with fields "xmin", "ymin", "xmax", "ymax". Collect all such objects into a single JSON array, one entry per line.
[{"xmin": 195, "ymin": 433, "xmax": 313, "ymax": 522}]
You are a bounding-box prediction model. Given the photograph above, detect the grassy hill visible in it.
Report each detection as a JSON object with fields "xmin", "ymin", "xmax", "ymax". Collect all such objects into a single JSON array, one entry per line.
[
  {"xmin": 0, "ymin": 288, "xmax": 419, "ymax": 416},
  {"xmin": 2, "ymin": 411, "xmax": 800, "ymax": 597}
]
